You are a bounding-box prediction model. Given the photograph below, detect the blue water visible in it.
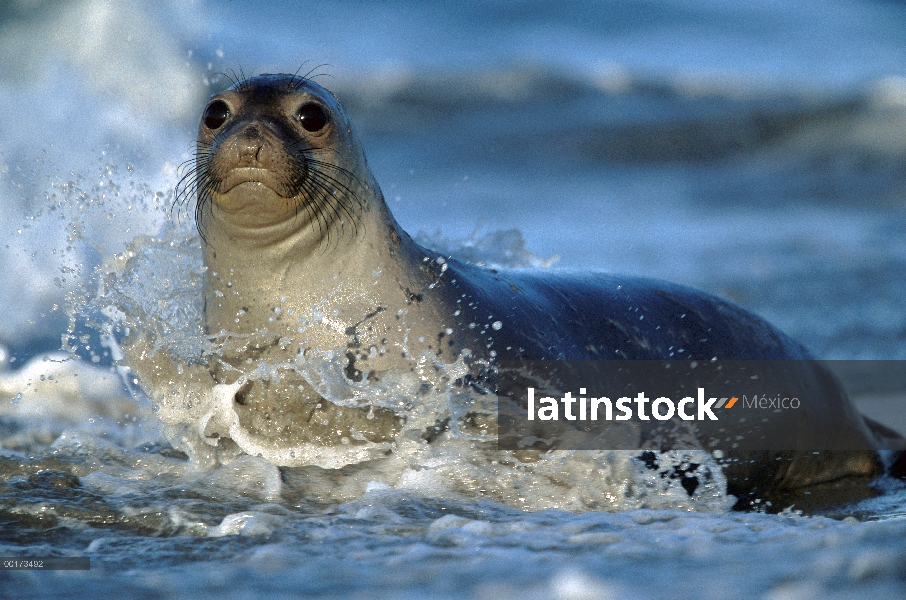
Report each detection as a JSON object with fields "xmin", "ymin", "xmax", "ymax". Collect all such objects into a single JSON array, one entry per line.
[{"xmin": 1, "ymin": 0, "xmax": 906, "ymax": 597}]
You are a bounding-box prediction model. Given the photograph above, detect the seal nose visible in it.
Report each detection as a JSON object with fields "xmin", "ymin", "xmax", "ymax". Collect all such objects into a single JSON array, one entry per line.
[{"xmin": 238, "ymin": 125, "xmax": 263, "ymax": 166}]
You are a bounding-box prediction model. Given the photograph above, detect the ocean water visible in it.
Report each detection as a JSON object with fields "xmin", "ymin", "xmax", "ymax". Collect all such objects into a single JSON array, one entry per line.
[{"xmin": 1, "ymin": 0, "xmax": 906, "ymax": 597}]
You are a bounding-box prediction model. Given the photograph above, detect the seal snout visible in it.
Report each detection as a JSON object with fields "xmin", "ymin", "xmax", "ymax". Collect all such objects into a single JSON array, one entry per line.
[
  {"xmin": 238, "ymin": 127, "xmax": 264, "ymax": 168},
  {"xmin": 210, "ymin": 121, "xmax": 298, "ymax": 197}
]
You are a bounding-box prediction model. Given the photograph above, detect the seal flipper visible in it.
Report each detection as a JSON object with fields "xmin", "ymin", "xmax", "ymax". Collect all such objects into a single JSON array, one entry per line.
[
  {"xmin": 890, "ymin": 452, "xmax": 906, "ymax": 479},
  {"xmin": 861, "ymin": 415, "xmax": 906, "ymax": 478},
  {"xmin": 862, "ymin": 415, "xmax": 906, "ymax": 451}
]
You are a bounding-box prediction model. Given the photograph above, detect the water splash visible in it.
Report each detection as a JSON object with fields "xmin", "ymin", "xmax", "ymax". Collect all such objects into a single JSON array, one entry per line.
[{"xmin": 59, "ymin": 211, "xmax": 735, "ymax": 514}]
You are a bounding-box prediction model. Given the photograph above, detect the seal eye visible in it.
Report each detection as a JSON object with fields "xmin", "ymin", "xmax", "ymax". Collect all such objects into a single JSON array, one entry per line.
[
  {"xmin": 297, "ymin": 103, "xmax": 328, "ymax": 132},
  {"xmin": 203, "ymin": 100, "xmax": 230, "ymax": 130}
]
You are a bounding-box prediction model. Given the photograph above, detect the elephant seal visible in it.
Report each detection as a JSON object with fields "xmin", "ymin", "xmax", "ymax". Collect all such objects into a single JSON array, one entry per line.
[{"xmin": 143, "ymin": 73, "xmax": 899, "ymax": 508}]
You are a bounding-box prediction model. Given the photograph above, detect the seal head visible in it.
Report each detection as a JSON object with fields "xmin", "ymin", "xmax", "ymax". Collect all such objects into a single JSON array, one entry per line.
[{"xmin": 192, "ymin": 74, "xmax": 373, "ymax": 243}]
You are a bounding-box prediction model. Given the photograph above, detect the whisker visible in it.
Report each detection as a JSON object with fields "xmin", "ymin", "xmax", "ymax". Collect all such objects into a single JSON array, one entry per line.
[
  {"xmin": 283, "ymin": 151, "xmax": 369, "ymax": 250},
  {"xmin": 172, "ymin": 143, "xmax": 213, "ymax": 226}
]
